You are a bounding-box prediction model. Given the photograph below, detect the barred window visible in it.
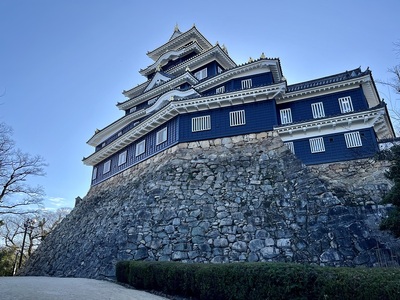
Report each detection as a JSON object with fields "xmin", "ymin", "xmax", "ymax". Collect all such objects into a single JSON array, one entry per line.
[
  {"xmin": 216, "ymin": 86, "xmax": 225, "ymax": 94},
  {"xmin": 338, "ymin": 96, "xmax": 354, "ymax": 113},
  {"xmin": 103, "ymin": 160, "xmax": 111, "ymax": 174},
  {"xmin": 241, "ymin": 79, "xmax": 252, "ymax": 89},
  {"xmin": 194, "ymin": 68, "xmax": 207, "ymax": 80},
  {"xmin": 229, "ymin": 110, "xmax": 246, "ymax": 127},
  {"xmin": 280, "ymin": 108, "xmax": 293, "ymax": 124},
  {"xmin": 92, "ymin": 167, "xmax": 98, "ymax": 180},
  {"xmin": 309, "ymin": 137, "xmax": 325, "ymax": 153},
  {"xmin": 135, "ymin": 140, "xmax": 146, "ymax": 156},
  {"xmin": 344, "ymin": 131, "xmax": 362, "ymax": 148},
  {"xmin": 311, "ymin": 102, "xmax": 325, "ymax": 118},
  {"xmin": 118, "ymin": 150, "xmax": 127, "ymax": 166},
  {"xmin": 156, "ymin": 127, "xmax": 168, "ymax": 145},
  {"xmin": 192, "ymin": 115, "xmax": 211, "ymax": 132},
  {"xmin": 284, "ymin": 142, "xmax": 295, "ymax": 154}
]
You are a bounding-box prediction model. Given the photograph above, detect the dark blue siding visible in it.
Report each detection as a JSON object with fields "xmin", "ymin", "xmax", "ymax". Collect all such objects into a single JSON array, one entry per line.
[
  {"xmin": 291, "ymin": 127, "xmax": 378, "ymax": 165},
  {"xmin": 192, "ymin": 61, "xmax": 220, "ymax": 79},
  {"xmin": 178, "ymin": 101, "xmax": 277, "ymax": 142},
  {"xmin": 202, "ymin": 73, "xmax": 274, "ymax": 96},
  {"xmin": 277, "ymin": 87, "xmax": 368, "ymax": 124},
  {"xmin": 225, "ymin": 73, "xmax": 274, "ymax": 93},
  {"xmin": 92, "ymin": 118, "xmax": 179, "ymax": 185}
]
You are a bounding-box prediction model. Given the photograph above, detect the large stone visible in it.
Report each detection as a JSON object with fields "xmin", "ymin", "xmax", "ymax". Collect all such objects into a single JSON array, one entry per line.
[
  {"xmin": 232, "ymin": 241, "xmax": 247, "ymax": 252},
  {"xmin": 214, "ymin": 238, "xmax": 229, "ymax": 248},
  {"xmin": 249, "ymin": 239, "xmax": 265, "ymax": 252}
]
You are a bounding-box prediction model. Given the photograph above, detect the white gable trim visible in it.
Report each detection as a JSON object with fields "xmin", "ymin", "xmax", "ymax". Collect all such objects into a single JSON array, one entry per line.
[{"xmin": 144, "ymin": 72, "xmax": 173, "ymax": 92}]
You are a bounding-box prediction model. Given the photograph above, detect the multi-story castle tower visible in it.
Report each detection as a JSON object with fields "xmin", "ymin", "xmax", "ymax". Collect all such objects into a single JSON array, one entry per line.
[{"xmin": 83, "ymin": 25, "xmax": 395, "ymax": 186}]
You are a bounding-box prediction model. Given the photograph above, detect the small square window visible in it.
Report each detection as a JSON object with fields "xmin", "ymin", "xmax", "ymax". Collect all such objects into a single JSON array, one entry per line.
[
  {"xmin": 280, "ymin": 108, "xmax": 293, "ymax": 125},
  {"xmin": 136, "ymin": 140, "xmax": 146, "ymax": 156},
  {"xmin": 216, "ymin": 86, "xmax": 225, "ymax": 94},
  {"xmin": 311, "ymin": 102, "xmax": 325, "ymax": 118},
  {"xmin": 229, "ymin": 110, "xmax": 246, "ymax": 127},
  {"xmin": 309, "ymin": 137, "xmax": 325, "ymax": 153},
  {"xmin": 241, "ymin": 79, "xmax": 252, "ymax": 89},
  {"xmin": 92, "ymin": 167, "xmax": 98, "ymax": 180},
  {"xmin": 103, "ymin": 160, "xmax": 111, "ymax": 174},
  {"xmin": 338, "ymin": 96, "xmax": 354, "ymax": 113},
  {"xmin": 156, "ymin": 127, "xmax": 168, "ymax": 145},
  {"xmin": 192, "ymin": 115, "xmax": 211, "ymax": 132},
  {"xmin": 284, "ymin": 142, "xmax": 295, "ymax": 154},
  {"xmin": 344, "ymin": 131, "xmax": 362, "ymax": 148},
  {"xmin": 194, "ymin": 68, "xmax": 207, "ymax": 80},
  {"xmin": 118, "ymin": 150, "xmax": 127, "ymax": 166}
]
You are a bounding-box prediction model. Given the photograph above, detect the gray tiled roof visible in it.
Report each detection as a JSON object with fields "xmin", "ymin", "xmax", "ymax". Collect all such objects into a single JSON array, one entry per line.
[{"xmin": 287, "ymin": 67, "xmax": 369, "ymax": 92}]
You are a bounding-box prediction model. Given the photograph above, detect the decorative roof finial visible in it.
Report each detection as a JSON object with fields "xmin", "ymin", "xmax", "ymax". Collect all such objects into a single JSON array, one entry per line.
[
  {"xmin": 260, "ymin": 52, "xmax": 266, "ymax": 59},
  {"xmin": 215, "ymin": 41, "xmax": 219, "ymax": 46},
  {"xmin": 192, "ymin": 23, "xmax": 196, "ymax": 28},
  {"xmin": 174, "ymin": 23, "xmax": 179, "ymax": 32},
  {"xmin": 222, "ymin": 44, "xmax": 228, "ymax": 54},
  {"xmin": 156, "ymin": 64, "xmax": 161, "ymax": 71},
  {"xmin": 248, "ymin": 57, "xmax": 253, "ymax": 63},
  {"xmin": 185, "ymin": 66, "xmax": 191, "ymax": 72}
]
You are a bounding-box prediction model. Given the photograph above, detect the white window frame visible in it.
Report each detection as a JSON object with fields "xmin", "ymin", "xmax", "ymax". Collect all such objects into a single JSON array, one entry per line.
[
  {"xmin": 309, "ymin": 137, "xmax": 325, "ymax": 153},
  {"xmin": 311, "ymin": 102, "xmax": 325, "ymax": 119},
  {"xmin": 192, "ymin": 115, "xmax": 211, "ymax": 132},
  {"xmin": 118, "ymin": 150, "xmax": 127, "ymax": 166},
  {"xmin": 135, "ymin": 140, "xmax": 146, "ymax": 156},
  {"xmin": 284, "ymin": 142, "xmax": 295, "ymax": 154},
  {"xmin": 194, "ymin": 68, "xmax": 207, "ymax": 80},
  {"xmin": 344, "ymin": 131, "xmax": 362, "ymax": 148},
  {"xmin": 280, "ymin": 108, "xmax": 293, "ymax": 124},
  {"xmin": 216, "ymin": 86, "xmax": 225, "ymax": 94},
  {"xmin": 241, "ymin": 79, "xmax": 252, "ymax": 89},
  {"xmin": 338, "ymin": 96, "xmax": 354, "ymax": 113},
  {"xmin": 156, "ymin": 127, "xmax": 168, "ymax": 145},
  {"xmin": 92, "ymin": 167, "xmax": 98, "ymax": 180},
  {"xmin": 229, "ymin": 110, "xmax": 246, "ymax": 127},
  {"xmin": 103, "ymin": 160, "xmax": 111, "ymax": 174}
]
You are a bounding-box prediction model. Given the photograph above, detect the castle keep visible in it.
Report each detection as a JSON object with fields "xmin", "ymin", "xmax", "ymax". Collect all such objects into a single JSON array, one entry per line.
[{"xmin": 83, "ymin": 25, "xmax": 395, "ymax": 186}]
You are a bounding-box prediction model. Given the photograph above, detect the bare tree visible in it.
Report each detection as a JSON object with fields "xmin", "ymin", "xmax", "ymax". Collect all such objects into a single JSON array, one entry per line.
[
  {"xmin": 377, "ymin": 41, "xmax": 400, "ymax": 124},
  {"xmin": 0, "ymin": 122, "xmax": 47, "ymax": 215},
  {"xmin": 0, "ymin": 208, "xmax": 71, "ymax": 271}
]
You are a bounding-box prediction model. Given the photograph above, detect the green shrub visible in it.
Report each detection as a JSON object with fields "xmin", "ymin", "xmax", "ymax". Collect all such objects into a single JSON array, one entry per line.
[
  {"xmin": 0, "ymin": 247, "xmax": 16, "ymax": 276},
  {"xmin": 116, "ymin": 261, "xmax": 400, "ymax": 300}
]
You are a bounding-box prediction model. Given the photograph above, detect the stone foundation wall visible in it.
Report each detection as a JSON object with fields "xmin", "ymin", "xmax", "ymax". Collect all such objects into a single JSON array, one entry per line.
[
  {"xmin": 22, "ymin": 132, "xmax": 400, "ymax": 279},
  {"xmin": 308, "ymin": 159, "xmax": 392, "ymax": 205}
]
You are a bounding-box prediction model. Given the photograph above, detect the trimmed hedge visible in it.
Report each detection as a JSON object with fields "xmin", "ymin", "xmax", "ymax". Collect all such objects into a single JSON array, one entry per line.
[{"xmin": 116, "ymin": 261, "xmax": 400, "ymax": 300}]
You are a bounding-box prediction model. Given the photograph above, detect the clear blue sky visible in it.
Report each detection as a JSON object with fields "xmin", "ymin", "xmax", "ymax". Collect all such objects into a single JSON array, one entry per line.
[{"xmin": 0, "ymin": 0, "xmax": 399, "ymax": 209}]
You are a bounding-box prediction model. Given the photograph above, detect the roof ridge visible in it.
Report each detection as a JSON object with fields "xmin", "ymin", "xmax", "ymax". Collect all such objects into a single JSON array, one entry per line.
[{"xmin": 287, "ymin": 67, "xmax": 368, "ymax": 92}]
